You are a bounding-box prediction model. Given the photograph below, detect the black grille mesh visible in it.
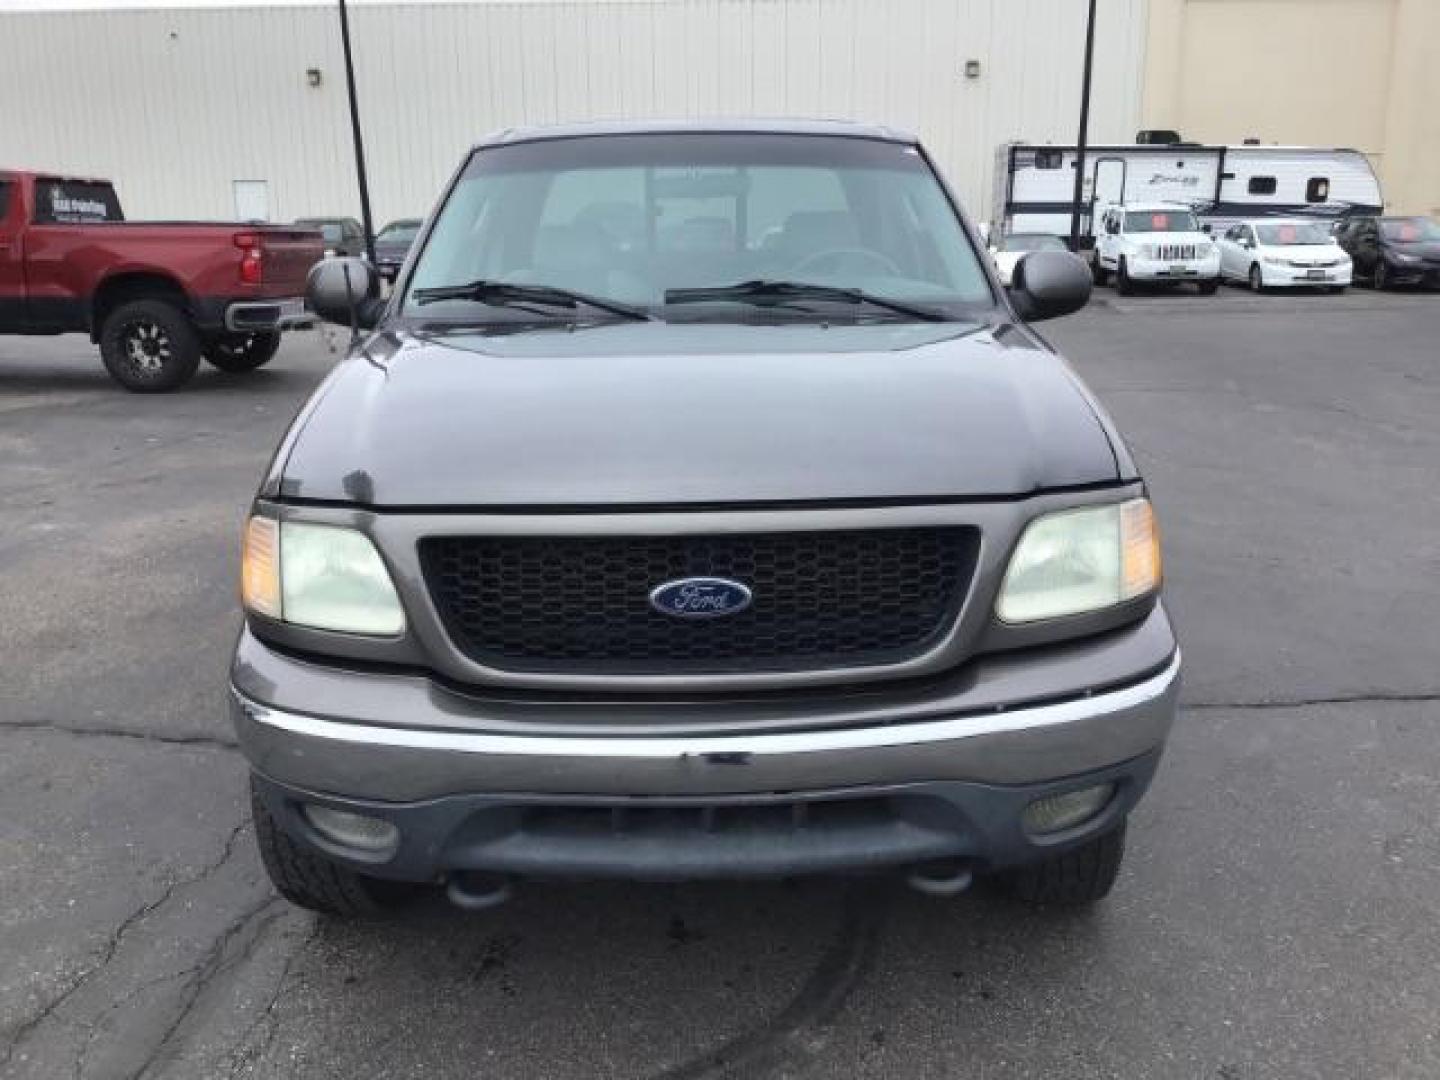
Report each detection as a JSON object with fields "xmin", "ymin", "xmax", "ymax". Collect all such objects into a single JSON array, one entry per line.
[{"xmin": 419, "ymin": 528, "xmax": 977, "ymax": 675}]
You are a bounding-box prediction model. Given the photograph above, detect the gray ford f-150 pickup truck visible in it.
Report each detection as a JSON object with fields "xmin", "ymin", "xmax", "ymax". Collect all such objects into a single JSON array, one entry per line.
[{"xmin": 233, "ymin": 120, "xmax": 1180, "ymax": 917}]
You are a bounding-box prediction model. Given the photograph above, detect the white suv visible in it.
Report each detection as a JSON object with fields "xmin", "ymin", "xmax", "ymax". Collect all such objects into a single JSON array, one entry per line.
[{"xmin": 1094, "ymin": 203, "xmax": 1221, "ymax": 295}]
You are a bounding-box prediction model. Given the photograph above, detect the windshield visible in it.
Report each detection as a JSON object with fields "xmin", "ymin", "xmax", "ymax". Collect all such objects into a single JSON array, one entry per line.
[
  {"xmin": 1381, "ymin": 218, "xmax": 1440, "ymax": 243},
  {"xmin": 379, "ymin": 221, "xmax": 421, "ymax": 243},
  {"xmin": 403, "ymin": 133, "xmax": 992, "ymax": 321},
  {"xmin": 1125, "ymin": 210, "xmax": 1199, "ymax": 234},
  {"xmin": 1255, "ymin": 222, "xmax": 1333, "ymax": 246},
  {"xmin": 999, "ymin": 234, "xmax": 1066, "ymax": 253}
]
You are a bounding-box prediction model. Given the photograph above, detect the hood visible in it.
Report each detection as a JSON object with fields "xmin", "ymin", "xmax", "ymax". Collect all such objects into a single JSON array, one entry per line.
[
  {"xmin": 1261, "ymin": 243, "xmax": 1349, "ymax": 261},
  {"xmin": 1136, "ymin": 231, "xmax": 1210, "ymax": 245},
  {"xmin": 1387, "ymin": 240, "xmax": 1440, "ymax": 262},
  {"xmin": 275, "ymin": 321, "xmax": 1122, "ymax": 507}
]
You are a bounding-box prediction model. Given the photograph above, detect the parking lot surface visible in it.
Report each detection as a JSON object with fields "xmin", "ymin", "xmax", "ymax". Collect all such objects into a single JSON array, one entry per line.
[{"xmin": 3, "ymin": 290, "xmax": 1438, "ymax": 1079}]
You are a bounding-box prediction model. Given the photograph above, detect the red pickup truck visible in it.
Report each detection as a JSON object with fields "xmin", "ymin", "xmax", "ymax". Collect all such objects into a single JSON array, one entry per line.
[{"xmin": 0, "ymin": 170, "xmax": 324, "ymax": 391}]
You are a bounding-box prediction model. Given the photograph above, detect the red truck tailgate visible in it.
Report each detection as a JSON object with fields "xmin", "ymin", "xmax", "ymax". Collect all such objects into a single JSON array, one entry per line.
[{"xmin": 259, "ymin": 228, "xmax": 325, "ymax": 291}]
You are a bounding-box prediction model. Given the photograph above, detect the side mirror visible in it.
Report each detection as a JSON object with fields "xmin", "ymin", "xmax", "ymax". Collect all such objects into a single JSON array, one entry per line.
[
  {"xmin": 1009, "ymin": 251, "xmax": 1092, "ymax": 323},
  {"xmin": 306, "ymin": 256, "xmax": 383, "ymax": 330},
  {"xmin": 1202, "ymin": 223, "xmax": 1213, "ymax": 235}
]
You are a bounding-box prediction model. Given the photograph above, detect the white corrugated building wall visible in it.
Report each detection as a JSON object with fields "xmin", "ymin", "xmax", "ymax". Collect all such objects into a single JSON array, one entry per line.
[{"xmin": 0, "ymin": 0, "xmax": 1147, "ymax": 224}]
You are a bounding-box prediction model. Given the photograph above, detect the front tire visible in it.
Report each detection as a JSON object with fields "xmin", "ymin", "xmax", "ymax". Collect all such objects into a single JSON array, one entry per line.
[
  {"xmin": 1374, "ymin": 260, "xmax": 1390, "ymax": 291},
  {"xmin": 251, "ymin": 780, "xmax": 412, "ymax": 918},
  {"xmin": 1092, "ymin": 258, "xmax": 1111, "ymax": 286},
  {"xmin": 204, "ymin": 331, "xmax": 281, "ymax": 373},
  {"xmin": 1249, "ymin": 264, "xmax": 1266, "ymax": 293},
  {"xmin": 1003, "ymin": 820, "xmax": 1127, "ymax": 906},
  {"xmin": 99, "ymin": 299, "xmax": 202, "ymax": 393},
  {"xmin": 1116, "ymin": 258, "xmax": 1135, "ymax": 296}
]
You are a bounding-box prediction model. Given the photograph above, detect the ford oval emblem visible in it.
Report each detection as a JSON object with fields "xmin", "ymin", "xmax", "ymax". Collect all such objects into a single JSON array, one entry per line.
[{"xmin": 649, "ymin": 577, "xmax": 753, "ymax": 619}]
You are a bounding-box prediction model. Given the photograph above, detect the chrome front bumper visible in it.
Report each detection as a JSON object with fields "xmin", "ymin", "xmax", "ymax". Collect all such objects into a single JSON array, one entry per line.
[{"xmin": 230, "ymin": 624, "xmax": 1180, "ymax": 803}]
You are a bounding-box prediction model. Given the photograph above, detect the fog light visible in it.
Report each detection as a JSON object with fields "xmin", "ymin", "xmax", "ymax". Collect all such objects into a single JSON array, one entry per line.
[
  {"xmin": 1021, "ymin": 783, "xmax": 1115, "ymax": 835},
  {"xmin": 303, "ymin": 804, "xmax": 400, "ymax": 854}
]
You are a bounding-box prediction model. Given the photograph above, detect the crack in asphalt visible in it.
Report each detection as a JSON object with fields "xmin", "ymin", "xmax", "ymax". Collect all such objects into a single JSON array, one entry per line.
[
  {"xmin": 0, "ymin": 820, "xmax": 251, "ymax": 1076},
  {"xmin": 132, "ymin": 899, "xmax": 286, "ymax": 1080},
  {"xmin": 223, "ymin": 921, "xmax": 319, "ymax": 1079},
  {"xmin": 1186, "ymin": 691, "xmax": 1440, "ymax": 712},
  {"xmin": 649, "ymin": 884, "xmax": 890, "ymax": 1080},
  {"xmin": 0, "ymin": 719, "xmax": 238, "ymax": 752}
]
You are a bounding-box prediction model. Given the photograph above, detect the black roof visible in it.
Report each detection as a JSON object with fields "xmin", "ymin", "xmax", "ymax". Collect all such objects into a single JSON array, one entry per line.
[{"xmin": 475, "ymin": 117, "xmax": 916, "ymax": 150}]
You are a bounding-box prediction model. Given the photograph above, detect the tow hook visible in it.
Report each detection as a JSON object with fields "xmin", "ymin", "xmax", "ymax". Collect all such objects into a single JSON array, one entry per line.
[
  {"xmin": 445, "ymin": 871, "xmax": 514, "ymax": 911},
  {"xmin": 905, "ymin": 861, "xmax": 974, "ymax": 897}
]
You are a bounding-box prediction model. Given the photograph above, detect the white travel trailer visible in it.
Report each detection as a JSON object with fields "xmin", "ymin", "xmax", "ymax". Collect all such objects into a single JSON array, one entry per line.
[{"xmin": 991, "ymin": 142, "xmax": 1383, "ymax": 243}]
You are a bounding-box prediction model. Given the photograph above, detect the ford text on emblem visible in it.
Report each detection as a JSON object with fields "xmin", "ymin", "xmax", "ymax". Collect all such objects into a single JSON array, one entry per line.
[{"xmin": 649, "ymin": 577, "xmax": 753, "ymax": 618}]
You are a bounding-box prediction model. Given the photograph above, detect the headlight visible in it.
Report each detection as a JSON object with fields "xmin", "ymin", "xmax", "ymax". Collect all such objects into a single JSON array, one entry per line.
[
  {"xmin": 1142, "ymin": 244, "xmax": 1157, "ymax": 259},
  {"xmin": 242, "ymin": 517, "xmax": 405, "ymax": 635},
  {"xmin": 1392, "ymin": 252, "xmax": 1421, "ymax": 265},
  {"xmin": 996, "ymin": 498, "xmax": 1161, "ymax": 624}
]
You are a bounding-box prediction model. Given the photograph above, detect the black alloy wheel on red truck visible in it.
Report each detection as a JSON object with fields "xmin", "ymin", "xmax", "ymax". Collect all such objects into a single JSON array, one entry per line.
[{"xmin": 98, "ymin": 298, "xmax": 203, "ymax": 393}]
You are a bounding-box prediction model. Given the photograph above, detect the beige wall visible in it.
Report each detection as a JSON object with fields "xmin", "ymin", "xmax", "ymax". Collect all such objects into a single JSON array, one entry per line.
[{"xmin": 1143, "ymin": 0, "xmax": 1440, "ymax": 215}]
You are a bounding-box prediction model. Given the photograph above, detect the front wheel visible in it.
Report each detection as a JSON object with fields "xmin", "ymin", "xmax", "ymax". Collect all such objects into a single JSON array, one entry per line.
[
  {"xmin": 1002, "ymin": 820, "xmax": 1127, "ymax": 906},
  {"xmin": 1116, "ymin": 258, "xmax": 1135, "ymax": 296},
  {"xmin": 1249, "ymin": 264, "xmax": 1266, "ymax": 293},
  {"xmin": 1092, "ymin": 258, "xmax": 1111, "ymax": 286},
  {"xmin": 99, "ymin": 299, "xmax": 202, "ymax": 393},
  {"xmin": 252, "ymin": 779, "xmax": 415, "ymax": 918},
  {"xmin": 1374, "ymin": 261, "xmax": 1390, "ymax": 291},
  {"xmin": 204, "ymin": 331, "xmax": 281, "ymax": 373}
]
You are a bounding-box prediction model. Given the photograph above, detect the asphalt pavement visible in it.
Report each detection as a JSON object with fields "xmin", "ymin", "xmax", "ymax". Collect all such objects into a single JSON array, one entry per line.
[{"xmin": 2, "ymin": 288, "xmax": 1438, "ymax": 1079}]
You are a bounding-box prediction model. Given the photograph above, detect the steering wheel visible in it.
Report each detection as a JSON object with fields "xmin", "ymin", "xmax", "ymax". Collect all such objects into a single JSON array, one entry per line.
[{"xmin": 789, "ymin": 247, "xmax": 903, "ymax": 278}]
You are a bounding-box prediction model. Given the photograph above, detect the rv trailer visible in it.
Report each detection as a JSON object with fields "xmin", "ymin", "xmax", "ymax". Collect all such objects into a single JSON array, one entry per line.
[{"xmin": 993, "ymin": 142, "xmax": 1383, "ymax": 243}]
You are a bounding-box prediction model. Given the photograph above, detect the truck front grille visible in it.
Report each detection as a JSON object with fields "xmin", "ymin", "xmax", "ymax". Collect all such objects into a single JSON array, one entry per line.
[
  {"xmin": 1156, "ymin": 243, "xmax": 1197, "ymax": 261},
  {"xmin": 419, "ymin": 527, "xmax": 978, "ymax": 675}
]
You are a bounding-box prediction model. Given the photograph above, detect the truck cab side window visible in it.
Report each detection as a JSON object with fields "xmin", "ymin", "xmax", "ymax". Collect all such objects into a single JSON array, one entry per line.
[{"xmin": 0, "ymin": 181, "xmax": 12, "ymax": 219}]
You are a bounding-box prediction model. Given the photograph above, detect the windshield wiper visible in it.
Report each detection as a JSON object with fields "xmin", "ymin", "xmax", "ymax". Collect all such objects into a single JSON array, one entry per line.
[
  {"xmin": 411, "ymin": 280, "xmax": 652, "ymax": 321},
  {"xmin": 663, "ymin": 280, "xmax": 948, "ymax": 322}
]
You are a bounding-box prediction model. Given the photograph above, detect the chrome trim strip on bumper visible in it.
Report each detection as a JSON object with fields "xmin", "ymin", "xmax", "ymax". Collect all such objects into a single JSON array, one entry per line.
[
  {"xmin": 224, "ymin": 297, "xmax": 314, "ymax": 332},
  {"xmin": 235, "ymin": 650, "xmax": 1179, "ymax": 759}
]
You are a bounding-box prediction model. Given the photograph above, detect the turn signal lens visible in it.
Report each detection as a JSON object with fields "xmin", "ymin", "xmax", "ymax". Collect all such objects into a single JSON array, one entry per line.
[
  {"xmin": 240, "ymin": 516, "xmax": 282, "ymax": 619},
  {"xmin": 1120, "ymin": 498, "xmax": 1161, "ymax": 601}
]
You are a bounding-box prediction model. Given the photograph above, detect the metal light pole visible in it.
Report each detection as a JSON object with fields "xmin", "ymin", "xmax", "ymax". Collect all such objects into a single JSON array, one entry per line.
[
  {"xmin": 337, "ymin": 0, "xmax": 377, "ymax": 266},
  {"xmin": 1068, "ymin": 0, "xmax": 1099, "ymax": 252}
]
